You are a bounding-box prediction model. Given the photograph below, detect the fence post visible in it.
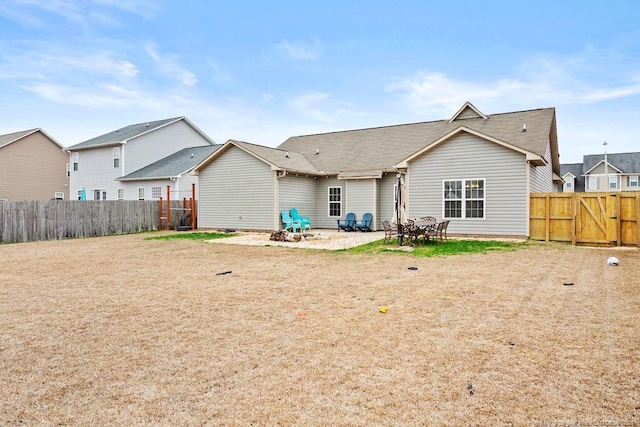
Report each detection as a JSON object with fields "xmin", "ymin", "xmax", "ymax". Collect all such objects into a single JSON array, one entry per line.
[
  {"xmin": 545, "ymin": 194, "xmax": 550, "ymax": 242},
  {"xmin": 571, "ymin": 193, "xmax": 577, "ymax": 245}
]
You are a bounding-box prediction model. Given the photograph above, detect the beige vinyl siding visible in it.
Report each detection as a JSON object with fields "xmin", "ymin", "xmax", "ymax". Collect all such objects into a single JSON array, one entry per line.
[
  {"xmin": 198, "ymin": 146, "xmax": 274, "ymax": 230},
  {"xmin": 408, "ymin": 133, "xmax": 528, "ymax": 236},
  {"xmin": 315, "ymin": 176, "xmax": 343, "ymax": 229},
  {"xmin": 0, "ymin": 131, "xmax": 69, "ymax": 200},
  {"xmin": 529, "ymin": 140, "xmax": 554, "ymax": 193},
  {"xmin": 345, "ymin": 179, "xmax": 376, "ymax": 230},
  {"xmin": 377, "ymin": 173, "xmax": 397, "ymax": 229},
  {"xmin": 278, "ymin": 174, "xmax": 316, "ymax": 227}
]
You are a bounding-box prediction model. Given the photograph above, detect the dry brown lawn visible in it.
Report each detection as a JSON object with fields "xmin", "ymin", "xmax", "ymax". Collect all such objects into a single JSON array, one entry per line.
[{"xmin": 0, "ymin": 233, "xmax": 639, "ymax": 426}]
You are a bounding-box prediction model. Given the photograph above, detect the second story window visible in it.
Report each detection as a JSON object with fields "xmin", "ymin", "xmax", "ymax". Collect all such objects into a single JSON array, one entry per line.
[
  {"xmin": 113, "ymin": 147, "xmax": 120, "ymax": 168},
  {"xmin": 72, "ymin": 152, "xmax": 79, "ymax": 171}
]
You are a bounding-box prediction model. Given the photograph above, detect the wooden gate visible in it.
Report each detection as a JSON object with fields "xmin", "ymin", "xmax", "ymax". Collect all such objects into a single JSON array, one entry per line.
[
  {"xmin": 530, "ymin": 192, "xmax": 640, "ymax": 246},
  {"xmin": 576, "ymin": 193, "xmax": 616, "ymax": 245}
]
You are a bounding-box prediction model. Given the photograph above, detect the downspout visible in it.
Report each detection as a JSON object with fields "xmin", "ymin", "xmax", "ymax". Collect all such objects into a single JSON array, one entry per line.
[{"xmin": 526, "ymin": 161, "xmax": 531, "ymax": 237}]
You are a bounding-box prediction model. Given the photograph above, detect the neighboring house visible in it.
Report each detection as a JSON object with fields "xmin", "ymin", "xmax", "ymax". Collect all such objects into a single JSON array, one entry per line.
[
  {"xmin": 193, "ymin": 102, "xmax": 561, "ymax": 237},
  {"xmin": 0, "ymin": 128, "xmax": 69, "ymax": 200},
  {"xmin": 68, "ymin": 117, "xmax": 216, "ymax": 200},
  {"xmin": 117, "ymin": 145, "xmax": 220, "ymax": 200},
  {"xmin": 561, "ymin": 152, "xmax": 640, "ymax": 193}
]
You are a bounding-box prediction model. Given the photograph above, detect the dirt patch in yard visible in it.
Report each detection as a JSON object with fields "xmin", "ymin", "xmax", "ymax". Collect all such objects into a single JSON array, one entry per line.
[{"xmin": 0, "ymin": 233, "xmax": 638, "ymax": 425}]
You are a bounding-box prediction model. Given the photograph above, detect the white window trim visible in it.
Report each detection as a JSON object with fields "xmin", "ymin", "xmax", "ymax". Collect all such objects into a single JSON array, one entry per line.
[
  {"xmin": 117, "ymin": 188, "xmax": 124, "ymax": 200},
  {"xmin": 608, "ymin": 175, "xmax": 619, "ymax": 189},
  {"xmin": 328, "ymin": 186, "xmax": 342, "ymax": 218},
  {"xmin": 442, "ymin": 178, "xmax": 486, "ymax": 220},
  {"xmin": 138, "ymin": 187, "xmax": 145, "ymax": 201},
  {"xmin": 628, "ymin": 176, "xmax": 638, "ymax": 187},
  {"xmin": 113, "ymin": 147, "xmax": 120, "ymax": 168},
  {"xmin": 54, "ymin": 192, "xmax": 64, "ymax": 200},
  {"xmin": 588, "ymin": 176, "xmax": 599, "ymax": 190}
]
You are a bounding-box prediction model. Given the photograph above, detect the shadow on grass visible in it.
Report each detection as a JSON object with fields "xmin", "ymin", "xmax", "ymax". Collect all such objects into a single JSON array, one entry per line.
[{"xmin": 345, "ymin": 238, "xmax": 527, "ymax": 257}]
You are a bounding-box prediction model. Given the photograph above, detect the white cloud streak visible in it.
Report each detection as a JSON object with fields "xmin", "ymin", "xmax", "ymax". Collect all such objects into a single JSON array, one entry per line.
[
  {"xmin": 145, "ymin": 44, "xmax": 198, "ymax": 87},
  {"xmin": 276, "ymin": 39, "xmax": 322, "ymax": 61},
  {"xmin": 387, "ymin": 52, "xmax": 640, "ymax": 116}
]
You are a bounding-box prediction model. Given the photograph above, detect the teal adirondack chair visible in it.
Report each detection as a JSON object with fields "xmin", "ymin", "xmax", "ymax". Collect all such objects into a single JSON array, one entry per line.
[
  {"xmin": 337, "ymin": 212, "xmax": 356, "ymax": 232},
  {"xmin": 354, "ymin": 213, "xmax": 374, "ymax": 232},
  {"xmin": 290, "ymin": 208, "xmax": 311, "ymax": 231},
  {"xmin": 281, "ymin": 210, "xmax": 302, "ymax": 232}
]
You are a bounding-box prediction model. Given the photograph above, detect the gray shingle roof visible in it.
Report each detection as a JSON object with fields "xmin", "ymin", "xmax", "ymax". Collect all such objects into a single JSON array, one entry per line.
[
  {"xmin": 119, "ymin": 145, "xmax": 220, "ymax": 181},
  {"xmin": 230, "ymin": 140, "xmax": 319, "ymax": 174},
  {"xmin": 277, "ymin": 106, "xmax": 557, "ymax": 175},
  {"xmin": 560, "ymin": 163, "xmax": 585, "ymax": 192},
  {"xmin": 68, "ymin": 117, "xmax": 214, "ymax": 150},
  {"xmin": 583, "ymin": 152, "xmax": 640, "ymax": 174}
]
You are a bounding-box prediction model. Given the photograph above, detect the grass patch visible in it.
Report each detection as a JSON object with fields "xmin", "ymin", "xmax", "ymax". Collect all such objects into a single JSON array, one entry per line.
[
  {"xmin": 145, "ymin": 232, "xmax": 233, "ymax": 241},
  {"xmin": 347, "ymin": 238, "xmax": 525, "ymax": 256}
]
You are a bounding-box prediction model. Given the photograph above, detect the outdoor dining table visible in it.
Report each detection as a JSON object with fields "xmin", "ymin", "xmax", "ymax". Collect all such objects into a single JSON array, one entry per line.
[{"xmin": 402, "ymin": 218, "xmax": 438, "ymax": 244}]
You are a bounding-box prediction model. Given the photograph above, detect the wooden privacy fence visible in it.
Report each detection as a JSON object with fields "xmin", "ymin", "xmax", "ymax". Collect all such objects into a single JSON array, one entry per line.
[
  {"xmin": 0, "ymin": 200, "xmax": 187, "ymax": 244},
  {"xmin": 530, "ymin": 192, "xmax": 640, "ymax": 247}
]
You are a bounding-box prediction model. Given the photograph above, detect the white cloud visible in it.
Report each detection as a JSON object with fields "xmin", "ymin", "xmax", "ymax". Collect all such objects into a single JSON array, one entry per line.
[
  {"xmin": 276, "ymin": 39, "xmax": 322, "ymax": 61},
  {"xmin": 288, "ymin": 92, "xmax": 332, "ymax": 122},
  {"xmin": 145, "ymin": 43, "xmax": 198, "ymax": 86},
  {"xmin": 387, "ymin": 51, "xmax": 640, "ymax": 116},
  {"xmin": 0, "ymin": 0, "xmax": 157, "ymax": 28}
]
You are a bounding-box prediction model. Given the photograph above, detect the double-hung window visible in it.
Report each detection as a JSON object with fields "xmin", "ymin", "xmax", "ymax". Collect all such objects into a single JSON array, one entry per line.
[
  {"xmin": 151, "ymin": 186, "xmax": 162, "ymax": 199},
  {"xmin": 328, "ymin": 186, "xmax": 342, "ymax": 217},
  {"xmin": 588, "ymin": 176, "xmax": 599, "ymax": 190},
  {"xmin": 443, "ymin": 179, "xmax": 485, "ymax": 219},
  {"xmin": 113, "ymin": 147, "xmax": 120, "ymax": 168},
  {"xmin": 72, "ymin": 152, "xmax": 79, "ymax": 171},
  {"xmin": 628, "ymin": 176, "xmax": 638, "ymax": 188},
  {"xmin": 138, "ymin": 188, "xmax": 145, "ymax": 201}
]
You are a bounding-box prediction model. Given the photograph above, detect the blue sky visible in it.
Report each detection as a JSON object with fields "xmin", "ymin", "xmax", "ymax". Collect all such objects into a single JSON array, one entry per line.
[{"xmin": 0, "ymin": 1, "xmax": 638, "ymax": 162}]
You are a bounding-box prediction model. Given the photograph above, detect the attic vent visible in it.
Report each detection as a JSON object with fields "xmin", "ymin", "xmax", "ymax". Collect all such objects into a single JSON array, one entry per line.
[{"xmin": 522, "ymin": 124, "xmax": 527, "ymax": 133}]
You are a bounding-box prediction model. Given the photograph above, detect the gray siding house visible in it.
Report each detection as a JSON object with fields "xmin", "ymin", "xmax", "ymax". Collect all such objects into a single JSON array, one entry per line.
[
  {"xmin": 68, "ymin": 117, "xmax": 216, "ymax": 200},
  {"xmin": 193, "ymin": 102, "xmax": 561, "ymax": 237}
]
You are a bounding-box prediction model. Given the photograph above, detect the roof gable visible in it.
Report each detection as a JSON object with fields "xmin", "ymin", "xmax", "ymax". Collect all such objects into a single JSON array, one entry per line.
[
  {"xmin": 68, "ymin": 117, "xmax": 215, "ymax": 151},
  {"xmin": 448, "ymin": 101, "xmax": 488, "ymax": 122},
  {"xmin": 396, "ymin": 126, "xmax": 545, "ymax": 168},
  {"xmin": 0, "ymin": 128, "xmax": 66, "ymax": 150},
  {"xmin": 584, "ymin": 159, "xmax": 623, "ymax": 175},
  {"xmin": 583, "ymin": 152, "xmax": 640, "ymax": 174},
  {"xmin": 192, "ymin": 140, "xmax": 319, "ymax": 175}
]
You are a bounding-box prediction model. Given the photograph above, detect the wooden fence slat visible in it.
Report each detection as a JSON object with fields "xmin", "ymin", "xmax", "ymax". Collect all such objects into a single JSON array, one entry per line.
[
  {"xmin": 530, "ymin": 191, "xmax": 640, "ymax": 247},
  {"xmin": 0, "ymin": 200, "xmax": 165, "ymax": 244}
]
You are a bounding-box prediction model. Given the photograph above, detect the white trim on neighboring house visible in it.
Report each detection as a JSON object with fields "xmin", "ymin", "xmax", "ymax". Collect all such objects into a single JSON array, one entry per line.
[
  {"xmin": 628, "ymin": 175, "xmax": 639, "ymax": 188},
  {"xmin": 396, "ymin": 126, "xmax": 546, "ymax": 168},
  {"xmin": 562, "ymin": 172, "xmax": 575, "ymax": 192},
  {"xmin": 584, "ymin": 160, "xmax": 623, "ymax": 175}
]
